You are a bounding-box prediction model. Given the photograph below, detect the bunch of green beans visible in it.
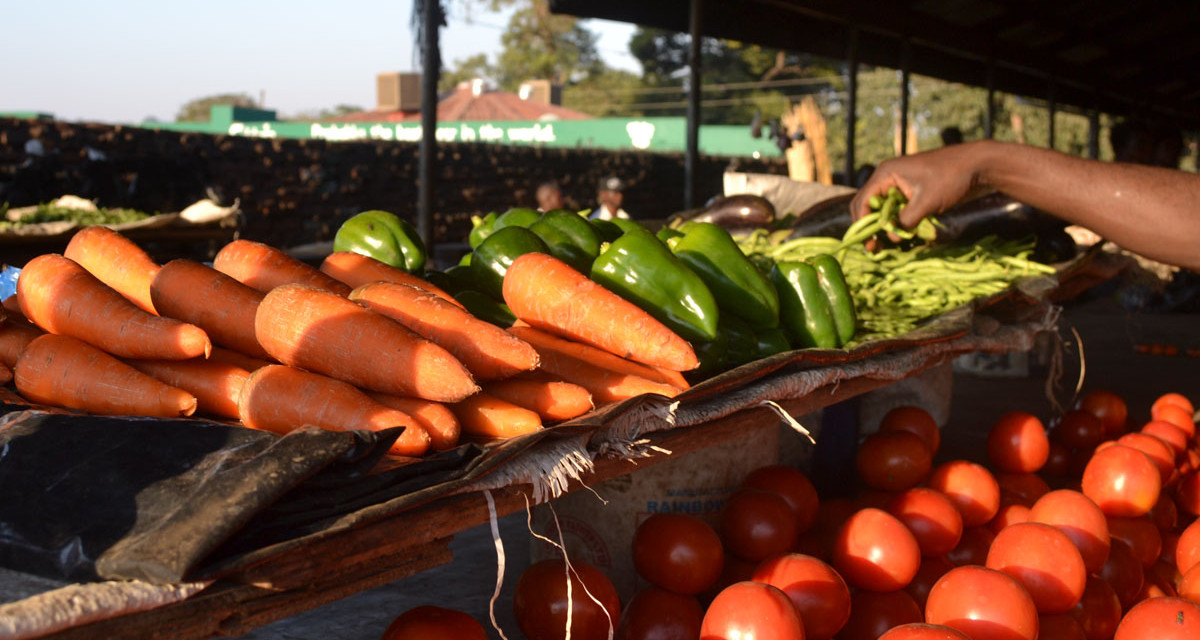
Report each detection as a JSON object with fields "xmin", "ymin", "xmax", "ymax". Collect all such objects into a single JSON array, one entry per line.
[{"xmin": 738, "ymin": 189, "xmax": 1057, "ymax": 344}]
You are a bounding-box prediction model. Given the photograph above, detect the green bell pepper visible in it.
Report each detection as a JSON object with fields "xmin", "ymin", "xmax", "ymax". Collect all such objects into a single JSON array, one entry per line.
[
  {"xmin": 528, "ymin": 210, "xmax": 602, "ymax": 273},
  {"xmin": 754, "ymin": 327, "xmax": 792, "ymax": 359},
  {"xmin": 671, "ymin": 222, "xmax": 780, "ymax": 331},
  {"xmin": 492, "ymin": 207, "xmax": 542, "ymax": 231},
  {"xmin": 770, "ymin": 261, "xmax": 839, "ymax": 349},
  {"xmin": 610, "ymin": 217, "xmax": 648, "ymax": 235},
  {"xmin": 454, "ymin": 290, "xmax": 517, "ymax": 328},
  {"xmin": 810, "ymin": 253, "xmax": 857, "ymax": 345},
  {"xmin": 590, "ymin": 228, "xmax": 719, "ymax": 343},
  {"xmin": 333, "ymin": 209, "xmax": 426, "ymax": 273},
  {"xmin": 590, "ymin": 218, "xmax": 625, "ymax": 242},
  {"xmin": 468, "ymin": 211, "xmax": 498, "ymax": 249},
  {"xmin": 717, "ymin": 315, "xmax": 760, "ymax": 368},
  {"xmin": 469, "ymin": 226, "xmax": 549, "ymax": 300},
  {"xmin": 691, "ymin": 332, "xmax": 729, "ymax": 379}
]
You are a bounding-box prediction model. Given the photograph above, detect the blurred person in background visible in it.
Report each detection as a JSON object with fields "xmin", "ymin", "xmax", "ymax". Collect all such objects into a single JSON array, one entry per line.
[
  {"xmin": 536, "ymin": 180, "xmax": 564, "ymax": 212},
  {"xmin": 591, "ymin": 175, "xmax": 630, "ymax": 221}
]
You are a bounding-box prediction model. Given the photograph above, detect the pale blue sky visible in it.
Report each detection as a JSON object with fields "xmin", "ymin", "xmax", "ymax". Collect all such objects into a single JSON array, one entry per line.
[{"xmin": 1, "ymin": 0, "xmax": 639, "ymax": 124}]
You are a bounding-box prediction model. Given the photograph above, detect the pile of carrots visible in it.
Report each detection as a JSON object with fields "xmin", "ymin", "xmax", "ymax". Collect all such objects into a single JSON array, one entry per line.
[{"xmin": 0, "ymin": 228, "xmax": 697, "ymax": 458}]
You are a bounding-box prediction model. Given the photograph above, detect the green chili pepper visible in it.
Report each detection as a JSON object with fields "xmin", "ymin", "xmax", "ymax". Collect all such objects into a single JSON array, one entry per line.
[
  {"xmin": 810, "ymin": 253, "xmax": 857, "ymax": 345},
  {"xmin": 492, "ymin": 207, "xmax": 542, "ymax": 231},
  {"xmin": 469, "ymin": 226, "xmax": 549, "ymax": 300},
  {"xmin": 770, "ymin": 261, "xmax": 839, "ymax": 349},
  {"xmin": 672, "ymin": 222, "xmax": 780, "ymax": 331},
  {"xmin": 333, "ymin": 209, "xmax": 427, "ymax": 273},
  {"xmin": 590, "ymin": 228, "xmax": 719, "ymax": 343},
  {"xmin": 468, "ymin": 211, "xmax": 498, "ymax": 249},
  {"xmin": 528, "ymin": 210, "xmax": 602, "ymax": 273},
  {"xmin": 453, "ymin": 290, "xmax": 517, "ymax": 328}
]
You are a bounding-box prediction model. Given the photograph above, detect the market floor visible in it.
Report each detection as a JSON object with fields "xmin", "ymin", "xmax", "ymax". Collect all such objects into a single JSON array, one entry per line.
[{"xmin": 240, "ymin": 293, "xmax": 1199, "ymax": 640}]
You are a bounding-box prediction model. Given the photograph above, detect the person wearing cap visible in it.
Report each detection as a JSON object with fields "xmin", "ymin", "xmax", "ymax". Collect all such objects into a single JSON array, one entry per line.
[{"xmin": 592, "ymin": 176, "xmax": 631, "ymax": 221}]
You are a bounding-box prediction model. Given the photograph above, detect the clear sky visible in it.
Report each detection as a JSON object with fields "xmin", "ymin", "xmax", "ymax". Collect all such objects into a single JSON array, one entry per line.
[{"xmin": 1, "ymin": 0, "xmax": 639, "ymax": 125}]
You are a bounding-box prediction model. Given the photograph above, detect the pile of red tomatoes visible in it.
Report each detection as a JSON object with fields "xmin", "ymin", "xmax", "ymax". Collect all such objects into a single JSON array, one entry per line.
[{"xmin": 382, "ymin": 389, "xmax": 1200, "ymax": 640}]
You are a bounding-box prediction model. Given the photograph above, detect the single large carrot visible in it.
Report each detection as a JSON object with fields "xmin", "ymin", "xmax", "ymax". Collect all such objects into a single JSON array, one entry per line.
[
  {"xmin": 150, "ymin": 259, "xmax": 272, "ymax": 359},
  {"xmin": 320, "ymin": 251, "xmax": 462, "ymax": 307},
  {"xmin": 451, "ymin": 392, "xmax": 543, "ymax": 440},
  {"xmin": 15, "ymin": 334, "xmax": 197, "ymax": 417},
  {"xmin": 502, "ymin": 252, "xmax": 699, "ymax": 372},
  {"xmin": 125, "ymin": 357, "xmax": 250, "ymax": 420},
  {"xmin": 511, "ymin": 330, "xmax": 682, "ymax": 403},
  {"xmin": 238, "ymin": 364, "xmax": 431, "ymax": 457},
  {"xmin": 255, "ymin": 284, "xmax": 479, "ymax": 402},
  {"xmin": 213, "ymin": 239, "xmax": 352, "ymax": 296},
  {"xmin": 17, "ymin": 254, "xmax": 211, "ymax": 360},
  {"xmin": 482, "ymin": 373, "xmax": 594, "ymax": 422},
  {"xmin": 64, "ymin": 225, "xmax": 161, "ymax": 315},
  {"xmin": 509, "ymin": 324, "xmax": 689, "ymax": 391},
  {"xmin": 369, "ymin": 392, "xmax": 461, "ymax": 451},
  {"xmin": 0, "ymin": 320, "xmax": 43, "ymax": 369},
  {"xmin": 350, "ymin": 281, "xmax": 539, "ymax": 381},
  {"xmin": 209, "ymin": 345, "xmax": 273, "ymax": 372}
]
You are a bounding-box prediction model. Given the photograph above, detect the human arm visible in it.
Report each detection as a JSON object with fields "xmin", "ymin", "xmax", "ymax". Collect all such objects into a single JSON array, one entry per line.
[{"xmin": 849, "ymin": 140, "xmax": 1200, "ymax": 271}]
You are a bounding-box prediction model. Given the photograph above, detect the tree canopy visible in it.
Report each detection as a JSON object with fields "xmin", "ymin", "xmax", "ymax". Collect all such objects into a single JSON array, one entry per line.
[{"xmin": 175, "ymin": 93, "xmax": 259, "ymax": 123}]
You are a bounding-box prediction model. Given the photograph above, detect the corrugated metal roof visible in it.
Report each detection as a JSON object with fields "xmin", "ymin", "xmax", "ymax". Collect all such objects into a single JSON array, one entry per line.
[
  {"xmin": 331, "ymin": 85, "xmax": 594, "ymax": 123},
  {"xmin": 550, "ymin": 0, "xmax": 1200, "ymax": 129}
]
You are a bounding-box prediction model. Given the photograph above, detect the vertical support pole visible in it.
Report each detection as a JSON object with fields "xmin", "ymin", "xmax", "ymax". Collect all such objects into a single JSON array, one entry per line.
[
  {"xmin": 1047, "ymin": 79, "xmax": 1057, "ymax": 150},
  {"xmin": 685, "ymin": 0, "xmax": 703, "ymax": 210},
  {"xmin": 985, "ymin": 57, "xmax": 996, "ymax": 140},
  {"xmin": 418, "ymin": 0, "xmax": 440, "ymax": 254},
  {"xmin": 1087, "ymin": 108, "xmax": 1100, "ymax": 159},
  {"xmin": 845, "ymin": 26, "xmax": 859, "ymax": 184},
  {"xmin": 899, "ymin": 39, "xmax": 911, "ymax": 156}
]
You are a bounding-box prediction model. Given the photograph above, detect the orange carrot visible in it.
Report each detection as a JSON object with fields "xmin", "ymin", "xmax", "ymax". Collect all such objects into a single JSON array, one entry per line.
[
  {"xmin": 125, "ymin": 357, "xmax": 250, "ymax": 420},
  {"xmin": 63, "ymin": 225, "xmax": 162, "ymax": 314},
  {"xmin": 509, "ymin": 329, "xmax": 681, "ymax": 403},
  {"xmin": 17, "ymin": 254, "xmax": 211, "ymax": 360},
  {"xmin": 209, "ymin": 345, "xmax": 273, "ymax": 372},
  {"xmin": 0, "ymin": 362, "xmax": 10, "ymax": 386},
  {"xmin": 451, "ymin": 392, "xmax": 543, "ymax": 440},
  {"xmin": 15, "ymin": 334, "xmax": 197, "ymax": 417},
  {"xmin": 502, "ymin": 252, "xmax": 699, "ymax": 372},
  {"xmin": 150, "ymin": 259, "xmax": 272, "ymax": 359},
  {"xmin": 213, "ymin": 239, "xmax": 352, "ymax": 296},
  {"xmin": 321, "ymin": 251, "xmax": 462, "ymax": 307},
  {"xmin": 0, "ymin": 320, "xmax": 43, "ymax": 369},
  {"xmin": 483, "ymin": 373, "xmax": 593, "ymax": 422},
  {"xmin": 369, "ymin": 392, "xmax": 461, "ymax": 451},
  {"xmin": 255, "ymin": 284, "xmax": 479, "ymax": 402},
  {"xmin": 350, "ymin": 281, "xmax": 538, "ymax": 381},
  {"xmin": 509, "ymin": 324, "xmax": 689, "ymax": 391},
  {"xmin": 238, "ymin": 364, "xmax": 430, "ymax": 457}
]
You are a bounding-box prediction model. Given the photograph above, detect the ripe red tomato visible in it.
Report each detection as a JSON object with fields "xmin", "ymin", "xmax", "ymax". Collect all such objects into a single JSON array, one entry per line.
[
  {"xmin": 719, "ymin": 489, "xmax": 798, "ymax": 563},
  {"xmin": 836, "ymin": 589, "xmax": 922, "ymax": 640},
  {"xmin": 996, "ymin": 472, "xmax": 1051, "ymax": 507},
  {"xmin": 1042, "ymin": 441, "xmax": 1073, "ymax": 477},
  {"xmin": 1152, "ymin": 393, "xmax": 1195, "ymax": 422},
  {"xmin": 1150, "ymin": 494, "xmax": 1178, "ymax": 532},
  {"xmin": 878, "ymin": 623, "xmax": 971, "ymax": 640},
  {"xmin": 1028, "ymin": 489, "xmax": 1111, "ymax": 574},
  {"xmin": 879, "ymin": 405, "xmax": 941, "ymax": 455},
  {"xmin": 887, "ymin": 488, "xmax": 964, "ymax": 558},
  {"xmin": 987, "ymin": 503, "xmax": 1031, "ymax": 534},
  {"xmin": 615, "ymin": 587, "xmax": 703, "ymax": 640},
  {"xmin": 1174, "ymin": 470, "xmax": 1200, "ymax": 516},
  {"xmin": 1154, "ymin": 404, "xmax": 1196, "ymax": 439},
  {"xmin": 1116, "ymin": 432, "xmax": 1175, "ymax": 482},
  {"xmin": 1177, "ymin": 563, "xmax": 1200, "ymax": 603},
  {"xmin": 985, "ymin": 522, "xmax": 1087, "ymax": 614},
  {"xmin": 928, "ymin": 460, "xmax": 1001, "ymax": 527},
  {"xmin": 832, "ymin": 507, "xmax": 921, "ymax": 592},
  {"xmin": 944, "ymin": 525, "xmax": 995, "ymax": 566},
  {"xmin": 380, "ymin": 605, "xmax": 487, "ymax": 640},
  {"xmin": 856, "ymin": 430, "xmax": 932, "ymax": 492},
  {"xmin": 925, "ymin": 565, "xmax": 1039, "ymax": 640},
  {"xmin": 1080, "ymin": 443, "xmax": 1162, "ymax": 517},
  {"xmin": 1038, "ymin": 613, "xmax": 1086, "ymax": 640},
  {"xmin": 741, "ymin": 465, "xmax": 820, "ymax": 534},
  {"xmin": 1113, "ymin": 596, "xmax": 1200, "ymax": 640},
  {"xmin": 1176, "ymin": 518, "xmax": 1200, "ymax": 575},
  {"xmin": 699, "ymin": 581, "xmax": 805, "ymax": 640},
  {"xmin": 1142, "ymin": 420, "xmax": 1188, "ymax": 458},
  {"xmin": 1077, "ymin": 389, "xmax": 1128, "ymax": 438},
  {"xmin": 632, "ymin": 513, "xmax": 723, "ymax": 595},
  {"xmin": 513, "ymin": 559, "xmax": 621, "ymax": 640},
  {"xmin": 1138, "ymin": 564, "xmax": 1179, "ymax": 600},
  {"xmin": 1069, "ymin": 576, "xmax": 1121, "ymax": 640},
  {"xmin": 752, "ymin": 553, "xmax": 850, "ymax": 640},
  {"xmin": 1097, "ymin": 538, "xmax": 1145, "ymax": 611},
  {"xmin": 1051, "ymin": 410, "xmax": 1105, "ymax": 451},
  {"xmin": 1105, "ymin": 514, "xmax": 1162, "ymax": 569},
  {"xmin": 987, "ymin": 411, "xmax": 1050, "ymax": 473}
]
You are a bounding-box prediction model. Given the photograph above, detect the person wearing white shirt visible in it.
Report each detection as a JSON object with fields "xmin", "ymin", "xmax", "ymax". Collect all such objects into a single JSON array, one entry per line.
[{"xmin": 591, "ymin": 175, "xmax": 630, "ymax": 221}]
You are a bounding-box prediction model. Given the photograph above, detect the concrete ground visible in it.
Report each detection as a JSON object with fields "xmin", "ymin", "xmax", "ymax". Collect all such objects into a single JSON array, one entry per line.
[{"xmin": 241, "ymin": 292, "xmax": 1199, "ymax": 640}]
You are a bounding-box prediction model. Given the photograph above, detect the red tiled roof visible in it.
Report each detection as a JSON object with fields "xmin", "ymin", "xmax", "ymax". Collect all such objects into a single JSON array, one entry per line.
[{"xmin": 331, "ymin": 85, "xmax": 593, "ymax": 123}]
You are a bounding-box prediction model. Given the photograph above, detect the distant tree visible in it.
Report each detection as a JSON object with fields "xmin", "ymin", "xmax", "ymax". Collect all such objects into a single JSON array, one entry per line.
[
  {"xmin": 561, "ymin": 69, "xmax": 643, "ymax": 117},
  {"xmin": 492, "ymin": 0, "xmax": 601, "ymax": 89},
  {"xmin": 288, "ymin": 104, "xmax": 366, "ymax": 121},
  {"xmin": 175, "ymin": 93, "xmax": 259, "ymax": 122},
  {"xmin": 439, "ymin": 53, "xmax": 495, "ymax": 92}
]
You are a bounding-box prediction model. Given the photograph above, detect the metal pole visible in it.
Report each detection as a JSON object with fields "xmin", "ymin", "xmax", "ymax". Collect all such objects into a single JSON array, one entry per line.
[
  {"xmin": 845, "ymin": 27, "xmax": 859, "ymax": 184},
  {"xmin": 985, "ymin": 57, "xmax": 996, "ymax": 140},
  {"xmin": 685, "ymin": 0, "xmax": 703, "ymax": 210},
  {"xmin": 1087, "ymin": 109, "xmax": 1100, "ymax": 159},
  {"xmin": 899, "ymin": 39, "xmax": 911, "ymax": 156},
  {"xmin": 1047, "ymin": 79, "xmax": 1057, "ymax": 150},
  {"xmin": 418, "ymin": 0, "xmax": 440, "ymax": 253}
]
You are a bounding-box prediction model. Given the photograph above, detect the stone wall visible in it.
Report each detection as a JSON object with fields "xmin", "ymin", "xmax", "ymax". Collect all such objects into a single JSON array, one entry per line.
[{"xmin": 1, "ymin": 117, "xmax": 787, "ymax": 252}]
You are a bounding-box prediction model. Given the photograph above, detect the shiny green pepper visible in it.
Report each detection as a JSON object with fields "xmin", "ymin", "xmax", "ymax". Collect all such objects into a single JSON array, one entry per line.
[
  {"xmin": 671, "ymin": 222, "xmax": 780, "ymax": 331},
  {"xmin": 333, "ymin": 209, "xmax": 426, "ymax": 273},
  {"xmin": 810, "ymin": 253, "xmax": 857, "ymax": 345},
  {"xmin": 770, "ymin": 261, "xmax": 839, "ymax": 349},
  {"xmin": 528, "ymin": 210, "xmax": 602, "ymax": 273},
  {"xmin": 590, "ymin": 228, "xmax": 719, "ymax": 343},
  {"xmin": 590, "ymin": 218, "xmax": 625, "ymax": 242},
  {"xmin": 754, "ymin": 327, "xmax": 792, "ymax": 359},
  {"xmin": 492, "ymin": 207, "xmax": 542, "ymax": 231},
  {"xmin": 468, "ymin": 212, "xmax": 498, "ymax": 249},
  {"xmin": 453, "ymin": 290, "xmax": 517, "ymax": 328},
  {"xmin": 469, "ymin": 226, "xmax": 549, "ymax": 300}
]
